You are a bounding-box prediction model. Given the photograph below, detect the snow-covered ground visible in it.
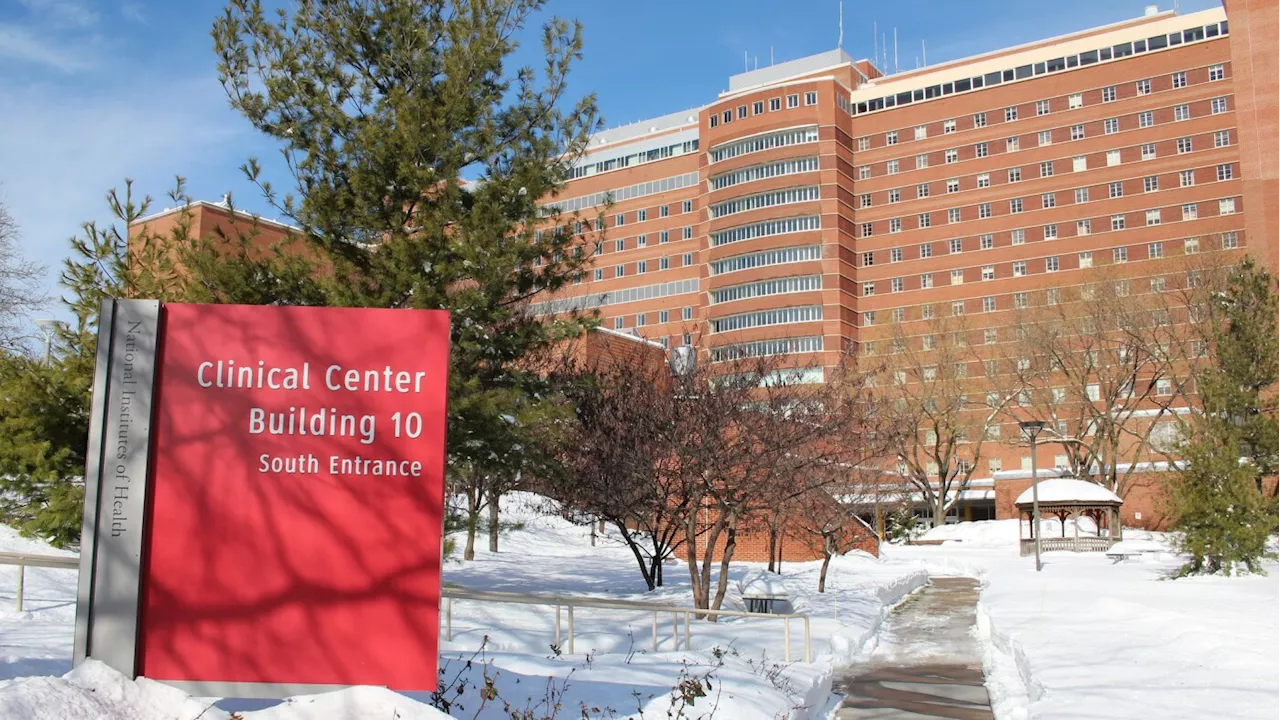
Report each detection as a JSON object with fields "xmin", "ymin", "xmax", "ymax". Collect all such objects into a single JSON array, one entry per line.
[
  {"xmin": 890, "ymin": 519, "xmax": 1280, "ymax": 720},
  {"xmin": 0, "ymin": 495, "xmax": 927, "ymax": 719}
]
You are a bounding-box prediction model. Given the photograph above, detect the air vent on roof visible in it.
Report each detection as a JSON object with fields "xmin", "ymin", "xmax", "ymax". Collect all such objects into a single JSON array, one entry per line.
[{"xmin": 1144, "ymin": 5, "xmax": 1159, "ymax": 16}]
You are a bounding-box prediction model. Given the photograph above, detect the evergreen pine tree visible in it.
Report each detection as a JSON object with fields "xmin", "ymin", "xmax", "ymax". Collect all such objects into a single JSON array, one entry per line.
[
  {"xmin": 1167, "ymin": 257, "xmax": 1279, "ymax": 576},
  {"xmin": 211, "ymin": 0, "xmax": 602, "ymax": 547}
]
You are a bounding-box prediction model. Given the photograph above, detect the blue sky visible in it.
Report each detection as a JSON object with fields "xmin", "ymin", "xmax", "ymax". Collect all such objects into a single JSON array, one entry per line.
[{"xmin": 0, "ymin": 0, "xmax": 1220, "ymax": 324}]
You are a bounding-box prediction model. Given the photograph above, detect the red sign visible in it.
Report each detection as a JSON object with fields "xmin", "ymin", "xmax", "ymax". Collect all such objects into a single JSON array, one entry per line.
[{"xmin": 138, "ymin": 304, "xmax": 449, "ymax": 690}]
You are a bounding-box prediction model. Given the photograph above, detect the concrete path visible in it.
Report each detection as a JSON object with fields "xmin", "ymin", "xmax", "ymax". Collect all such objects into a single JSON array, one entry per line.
[{"xmin": 832, "ymin": 577, "xmax": 993, "ymax": 719}]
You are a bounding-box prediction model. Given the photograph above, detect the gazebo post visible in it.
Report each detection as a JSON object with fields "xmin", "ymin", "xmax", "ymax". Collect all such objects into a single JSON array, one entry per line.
[{"xmin": 1072, "ymin": 508, "xmax": 1080, "ymax": 551}]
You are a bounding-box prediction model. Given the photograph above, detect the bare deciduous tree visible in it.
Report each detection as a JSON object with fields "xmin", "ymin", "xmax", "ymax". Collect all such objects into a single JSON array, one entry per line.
[{"xmin": 0, "ymin": 199, "xmax": 46, "ymax": 349}]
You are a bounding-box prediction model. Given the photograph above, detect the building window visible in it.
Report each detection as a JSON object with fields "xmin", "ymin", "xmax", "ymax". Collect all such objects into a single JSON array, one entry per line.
[
  {"xmin": 918, "ymin": 213, "xmax": 932, "ymax": 228},
  {"xmin": 710, "ymin": 115, "xmax": 719, "ymax": 128},
  {"xmin": 1211, "ymin": 97, "xmax": 1228, "ymax": 115},
  {"xmin": 805, "ymin": 91, "xmax": 818, "ymax": 106},
  {"xmin": 891, "ymin": 277, "xmax": 904, "ymax": 293},
  {"xmin": 1071, "ymin": 124, "xmax": 1085, "ymax": 141},
  {"xmin": 1104, "ymin": 118, "xmax": 1119, "ymax": 134},
  {"xmin": 1102, "ymin": 86, "xmax": 1116, "ymax": 102},
  {"xmin": 944, "ymin": 119, "xmax": 957, "ymax": 133},
  {"xmin": 660, "ymin": 205, "xmax": 669, "ymax": 218},
  {"xmin": 890, "ymin": 218, "xmax": 902, "ymax": 233},
  {"xmin": 1136, "ymin": 78, "xmax": 1151, "ymax": 95},
  {"xmin": 1013, "ymin": 261, "xmax": 1028, "ymax": 277},
  {"xmin": 862, "ymin": 251, "xmax": 874, "ymax": 267},
  {"xmin": 1111, "ymin": 214, "xmax": 1126, "ymax": 231},
  {"xmin": 752, "ymin": 100, "xmax": 764, "ymax": 115},
  {"xmin": 1069, "ymin": 93, "xmax": 1083, "ymax": 109},
  {"xmin": 980, "ymin": 234, "xmax": 993, "ymax": 250},
  {"xmin": 1176, "ymin": 69, "xmax": 1192, "ymax": 86},
  {"xmin": 613, "ymin": 317, "xmax": 624, "ymax": 330},
  {"xmin": 1011, "ymin": 228, "xmax": 1025, "ymax": 245},
  {"xmin": 983, "ymin": 296, "xmax": 997, "ymax": 312},
  {"xmin": 1150, "ymin": 276, "xmax": 1167, "ymax": 293},
  {"xmin": 1036, "ymin": 100, "xmax": 1050, "ymax": 116},
  {"xmin": 1138, "ymin": 111, "xmax": 1153, "ymax": 128},
  {"xmin": 861, "ymin": 222, "xmax": 874, "ymax": 237},
  {"xmin": 1215, "ymin": 130, "xmax": 1231, "ymax": 148},
  {"xmin": 1010, "ymin": 198, "xmax": 1024, "ymax": 214},
  {"xmin": 859, "ymin": 165, "xmax": 871, "ymax": 180},
  {"xmin": 888, "ymin": 188, "xmax": 901, "ymax": 203},
  {"xmin": 915, "ymin": 125, "xmax": 927, "ymax": 140},
  {"xmin": 1044, "ymin": 223, "xmax": 1058, "ymax": 239},
  {"xmin": 1175, "ymin": 104, "xmax": 1191, "ymax": 121},
  {"xmin": 1144, "ymin": 176, "xmax": 1159, "ymax": 193},
  {"xmin": 1221, "ymin": 231, "xmax": 1239, "ymax": 249},
  {"xmin": 893, "ymin": 308, "xmax": 907, "ymax": 323},
  {"xmin": 1182, "ymin": 203, "xmax": 1198, "ymax": 221},
  {"xmin": 1014, "ymin": 292, "xmax": 1028, "ymax": 309},
  {"xmin": 787, "ymin": 94, "xmax": 800, "ymax": 108},
  {"xmin": 891, "ymin": 247, "xmax": 903, "ymax": 263},
  {"xmin": 862, "ymin": 282, "xmax": 875, "ymax": 296},
  {"xmin": 951, "ymin": 270, "xmax": 964, "ymax": 286},
  {"xmin": 660, "ymin": 255, "xmax": 670, "ymax": 270},
  {"xmin": 920, "ymin": 243, "xmax": 933, "ymax": 258},
  {"xmin": 1046, "ymin": 256, "xmax": 1060, "ymax": 272},
  {"xmin": 615, "ymin": 264, "xmax": 625, "ymax": 277},
  {"xmin": 978, "ymin": 203, "xmax": 991, "ymax": 219},
  {"xmin": 659, "ymin": 230, "xmax": 670, "ymax": 244},
  {"xmin": 1042, "ymin": 193, "xmax": 1056, "ymax": 209},
  {"xmin": 981, "ymin": 265, "xmax": 995, "ymax": 281},
  {"xmin": 887, "ymin": 159, "xmax": 899, "ymax": 174},
  {"xmin": 1114, "ymin": 246, "xmax": 1128, "ymax": 263},
  {"xmin": 659, "ymin": 310, "xmax": 670, "ymax": 324},
  {"xmin": 593, "ymin": 268, "xmax": 603, "ymax": 281},
  {"xmin": 1007, "ymin": 137, "xmax": 1020, "ymax": 152},
  {"xmin": 947, "ymin": 178, "xmax": 960, "ymax": 193},
  {"xmin": 1005, "ymin": 106, "xmax": 1018, "ymax": 121},
  {"xmin": 863, "ymin": 311, "xmax": 876, "ymax": 326},
  {"xmin": 943, "ymin": 148, "xmax": 957, "ymax": 164},
  {"xmin": 682, "ymin": 307, "xmax": 693, "ymax": 321},
  {"xmin": 916, "ymin": 154, "xmax": 929, "ymax": 169},
  {"xmin": 1073, "ymin": 156, "xmax": 1087, "ymax": 172},
  {"xmin": 1149, "ymin": 241, "xmax": 1164, "ymax": 258},
  {"xmin": 682, "ymin": 200, "xmax": 693, "ymax": 213},
  {"xmin": 615, "ymin": 238, "xmax": 626, "ymax": 252},
  {"xmin": 974, "ymin": 112, "xmax": 987, "ymax": 127},
  {"xmin": 1040, "ymin": 161, "xmax": 1055, "ymax": 178},
  {"xmin": 1106, "ymin": 150, "xmax": 1121, "ymax": 166},
  {"xmin": 1009, "ymin": 167, "xmax": 1023, "ymax": 183},
  {"xmin": 977, "ymin": 173, "xmax": 990, "ymax": 188},
  {"xmin": 1217, "ymin": 163, "xmax": 1234, "ymax": 181},
  {"xmin": 1075, "ymin": 187, "xmax": 1089, "ymax": 203},
  {"xmin": 1079, "ymin": 251, "xmax": 1093, "ymax": 268},
  {"xmin": 682, "ymin": 251, "xmax": 694, "ymax": 265},
  {"xmin": 737, "ymin": 105, "xmax": 747, "ymax": 119},
  {"xmin": 949, "ymin": 238, "xmax": 963, "ymax": 253},
  {"xmin": 952, "ymin": 300, "xmax": 966, "ymax": 315},
  {"xmin": 948, "ymin": 208, "xmax": 962, "ymax": 223},
  {"xmin": 1109, "ymin": 181, "xmax": 1124, "ymax": 198},
  {"xmin": 1039, "ymin": 130, "xmax": 1052, "ymax": 146},
  {"xmin": 975, "ymin": 142, "xmax": 988, "ymax": 158},
  {"xmin": 1177, "ymin": 137, "xmax": 1193, "ymax": 154},
  {"xmin": 723, "ymin": 110, "xmax": 732, "ymax": 124},
  {"xmin": 920, "ymin": 273, "xmax": 934, "ymax": 288},
  {"xmin": 860, "ymin": 193, "xmax": 872, "ymax": 208},
  {"xmin": 682, "ymin": 226, "xmax": 693, "ymax": 240},
  {"xmin": 1219, "ymin": 198, "xmax": 1236, "ymax": 214},
  {"xmin": 1146, "ymin": 209, "xmax": 1161, "ymax": 226},
  {"xmin": 1077, "ymin": 219, "xmax": 1091, "ymax": 235},
  {"xmin": 770, "ymin": 97, "xmax": 782, "ymax": 111},
  {"xmin": 917, "ymin": 183, "xmax": 931, "ymax": 198},
  {"xmin": 636, "ymin": 313, "xmax": 646, "ymax": 327},
  {"xmin": 886, "ymin": 130, "xmax": 898, "ymax": 145},
  {"xmin": 921, "ymin": 304, "xmax": 935, "ymax": 319},
  {"xmin": 1186, "ymin": 237, "xmax": 1201, "ymax": 254},
  {"xmin": 1047, "ymin": 288, "xmax": 1060, "ymax": 306},
  {"xmin": 857, "ymin": 137, "xmax": 870, "ymax": 151},
  {"xmin": 1208, "ymin": 65, "xmax": 1224, "ymax": 81}
]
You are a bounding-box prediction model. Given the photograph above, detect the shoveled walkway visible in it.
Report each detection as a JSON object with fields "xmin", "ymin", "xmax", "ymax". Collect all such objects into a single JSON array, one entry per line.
[{"xmin": 832, "ymin": 577, "xmax": 993, "ymax": 719}]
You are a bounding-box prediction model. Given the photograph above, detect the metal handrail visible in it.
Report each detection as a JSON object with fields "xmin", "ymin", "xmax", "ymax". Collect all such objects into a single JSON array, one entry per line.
[
  {"xmin": 0, "ymin": 553, "xmax": 814, "ymax": 663},
  {"xmin": 442, "ymin": 586, "xmax": 812, "ymax": 663},
  {"xmin": 0, "ymin": 551, "xmax": 79, "ymax": 612}
]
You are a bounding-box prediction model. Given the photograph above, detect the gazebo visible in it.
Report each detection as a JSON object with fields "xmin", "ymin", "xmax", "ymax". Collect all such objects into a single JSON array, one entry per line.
[{"xmin": 1016, "ymin": 479, "xmax": 1122, "ymax": 556}]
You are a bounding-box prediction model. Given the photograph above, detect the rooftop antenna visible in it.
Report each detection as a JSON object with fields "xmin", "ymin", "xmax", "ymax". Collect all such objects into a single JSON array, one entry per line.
[
  {"xmin": 755, "ymin": 55, "xmax": 759, "ymax": 70},
  {"xmin": 882, "ymin": 32, "xmax": 888, "ymax": 73},
  {"xmin": 873, "ymin": 22, "xmax": 878, "ymax": 69},
  {"xmin": 838, "ymin": 1, "xmax": 844, "ymax": 49},
  {"xmin": 922, "ymin": 39, "xmax": 927, "ymax": 67},
  {"xmin": 770, "ymin": 45, "xmax": 774, "ymax": 65},
  {"xmin": 893, "ymin": 27, "xmax": 899, "ymax": 73},
  {"xmin": 744, "ymin": 50, "xmax": 748, "ymax": 73}
]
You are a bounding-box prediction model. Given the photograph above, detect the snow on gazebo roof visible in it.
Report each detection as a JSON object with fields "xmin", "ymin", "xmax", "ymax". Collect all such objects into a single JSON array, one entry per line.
[{"xmin": 1015, "ymin": 478, "xmax": 1122, "ymax": 506}]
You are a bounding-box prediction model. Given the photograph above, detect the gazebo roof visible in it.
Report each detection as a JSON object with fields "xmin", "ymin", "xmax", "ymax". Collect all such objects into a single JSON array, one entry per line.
[{"xmin": 1015, "ymin": 478, "xmax": 1122, "ymax": 507}]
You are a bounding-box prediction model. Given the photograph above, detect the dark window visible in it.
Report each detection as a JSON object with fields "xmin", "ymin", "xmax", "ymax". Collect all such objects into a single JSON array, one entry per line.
[
  {"xmin": 1134, "ymin": 39, "xmax": 1147, "ymax": 52},
  {"xmin": 1206, "ymin": 23, "xmax": 1219, "ymax": 37},
  {"xmin": 912, "ymin": 88, "xmax": 924, "ymax": 101},
  {"xmin": 1100, "ymin": 47, "xmax": 1113, "ymax": 60},
  {"xmin": 870, "ymin": 97, "xmax": 885, "ymax": 111},
  {"xmin": 1115, "ymin": 42, "xmax": 1133, "ymax": 56},
  {"xmin": 1002, "ymin": 69, "xmax": 1015, "ymax": 81},
  {"xmin": 1185, "ymin": 27, "xmax": 1204, "ymax": 42},
  {"xmin": 1015, "ymin": 64, "xmax": 1032, "ymax": 79},
  {"xmin": 1148, "ymin": 34, "xmax": 1168, "ymax": 49},
  {"xmin": 896, "ymin": 91, "xmax": 913, "ymax": 105},
  {"xmin": 1067, "ymin": 55, "xmax": 1079, "ymax": 68},
  {"xmin": 1080, "ymin": 50, "xmax": 1098, "ymax": 65},
  {"xmin": 942, "ymin": 82, "xmax": 954, "ymax": 95},
  {"xmin": 856, "ymin": 102, "xmax": 868, "ymax": 114},
  {"xmin": 926, "ymin": 85, "xmax": 941, "ymax": 98},
  {"xmin": 1169, "ymin": 32, "xmax": 1182, "ymax": 45},
  {"xmin": 885, "ymin": 95, "xmax": 897, "ymax": 107},
  {"xmin": 956, "ymin": 78, "xmax": 972, "ymax": 92},
  {"xmin": 1219, "ymin": 20, "xmax": 1228, "ymax": 34},
  {"xmin": 1034, "ymin": 62, "xmax": 1046, "ymax": 75},
  {"xmin": 984, "ymin": 71, "xmax": 1001, "ymax": 86},
  {"xmin": 1047, "ymin": 57, "xmax": 1066, "ymax": 72}
]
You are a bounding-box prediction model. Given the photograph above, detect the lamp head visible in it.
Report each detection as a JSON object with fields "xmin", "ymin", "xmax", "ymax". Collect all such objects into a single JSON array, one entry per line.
[{"xmin": 1019, "ymin": 420, "xmax": 1047, "ymax": 439}]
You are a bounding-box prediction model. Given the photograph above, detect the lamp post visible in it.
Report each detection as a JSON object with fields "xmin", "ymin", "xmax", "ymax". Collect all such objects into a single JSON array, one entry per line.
[{"xmin": 1019, "ymin": 420, "xmax": 1046, "ymax": 572}]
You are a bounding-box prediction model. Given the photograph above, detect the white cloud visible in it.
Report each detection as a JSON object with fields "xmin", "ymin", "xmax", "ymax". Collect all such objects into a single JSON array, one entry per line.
[
  {"xmin": 0, "ymin": 24, "xmax": 97, "ymax": 73},
  {"xmin": 0, "ymin": 76, "xmax": 253, "ymax": 318},
  {"xmin": 17, "ymin": 0, "xmax": 99, "ymax": 28}
]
